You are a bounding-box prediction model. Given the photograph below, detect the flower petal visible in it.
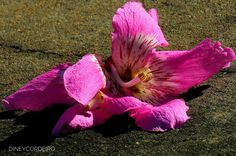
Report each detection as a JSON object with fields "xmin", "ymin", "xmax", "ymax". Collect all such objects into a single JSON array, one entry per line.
[
  {"xmin": 2, "ymin": 63, "xmax": 76, "ymax": 111},
  {"xmin": 130, "ymin": 99, "xmax": 189, "ymax": 132},
  {"xmin": 64, "ymin": 54, "xmax": 106, "ymax": 105},
  {"xmin": 68, "ymin": 108, "xmax": 112, "ymax": 130},
  {"xmin": 68, "ymin": 110, "xmax": 93, "ymax": 130},
  {"xmin": 133, "ymin": 39, "xmax": 235, "ymax": 104},
  {"xmin": 112, "ymin": 2, "xmax": 168, "ymax": 75},
  {"xmin": 91, "ymin": 108, "xmax": 113, "ymax": 126},
  {"xmin": 148, "ymin": 8, "xmax": 169, "ymax": 46},
  {"xmin": 102, "ymin": 96, "xmax": 147, "ymax": 115},
  {"xmin": 52, "ymin": 105, "xmax": 83, "ymax": 136},
  {"xmin": 148, "ymin": 9, "xmax": 158, "ymax": 22},
  {"xmin": 149, "ymin": 39, "xmax": 235, "ymax": 93}
]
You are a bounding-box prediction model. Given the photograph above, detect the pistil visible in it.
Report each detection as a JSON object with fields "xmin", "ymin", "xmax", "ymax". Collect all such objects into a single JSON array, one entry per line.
[{"xmin": 110, "ymin": 63, "xmax": 152, "ymax": 88}]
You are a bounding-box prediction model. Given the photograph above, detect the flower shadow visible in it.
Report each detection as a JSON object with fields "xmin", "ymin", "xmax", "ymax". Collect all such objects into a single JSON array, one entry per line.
[
  {"xmin": 0, "ymin": 84, "xmax": 210, "ymax": 150},
  {"xmin": 92, "ymin": 113, "xmax": 138, "ymax": 137},
  {"xmin": 0, "ymin": 104, "xmax": 69, "ymax": 151},
  {"xmin": 180, "ymin": 85, "xmax": 210, "ymax": 102}
]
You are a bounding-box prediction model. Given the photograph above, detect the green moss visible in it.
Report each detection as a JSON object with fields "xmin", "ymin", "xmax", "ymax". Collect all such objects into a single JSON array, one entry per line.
[{"xmin": 0, "ymin": 0, "xmax": 235, "ymax": 155}]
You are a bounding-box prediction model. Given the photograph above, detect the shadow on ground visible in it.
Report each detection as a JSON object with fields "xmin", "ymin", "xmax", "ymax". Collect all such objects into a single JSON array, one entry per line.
[
  {"xmin": 0, "ymin": 85, "xmax": 210, "ymax": 150},
  {"xmin": 180, "ymin": 85, "xmax": 210, "ymax": 101},
  {"xmin": 0, "ymin": 105, "xmax": 67, "ymax": 150}
]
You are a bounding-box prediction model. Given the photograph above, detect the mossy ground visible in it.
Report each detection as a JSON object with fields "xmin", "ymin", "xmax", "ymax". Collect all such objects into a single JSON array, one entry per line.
[{"xmin": 0, "ymin": 0, "xmax": 235, "ymax": 155}]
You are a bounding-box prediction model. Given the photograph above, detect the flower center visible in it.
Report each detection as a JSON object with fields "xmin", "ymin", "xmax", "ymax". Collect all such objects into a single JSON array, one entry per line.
[
  {"xmin": 110, "ymin": 63, "xmax": 152, "ymax": 88},
  {"xmin": 131, "ymin": 67, "xmax": 153, "ymax": 82},
  {"xmin": 85, "ymin": 91, "xmax": 104, "ymax": 110}
]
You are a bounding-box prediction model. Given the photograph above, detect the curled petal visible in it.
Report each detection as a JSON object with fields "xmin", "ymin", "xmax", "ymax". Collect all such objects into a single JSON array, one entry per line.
[
  {"xmin": 68, "ymin": 111, "xmax": 94, "ymax": 130},
  {"xmin": 2, "ymin": 64, "xmax": 76, "ymax": 111},
  {"xmin": 64, "ymin": 54, "xmax": 106, "ymax": 105},
  {"xmin": 52, "ymin": 105, "xmax": 83, "ymax": 136},
  {"xmin": 52, "ymin": 107, "xmax": 112, "ymax": 136},
  {"xmin": 130, "ymin": 99, "xmax": 190, "ymax": 132},
  {"xmin": 112, "ymin": 2, "xmax": 168, "ymax": 75},
  {"xmin": 69, "ymin": 108, "xmax": 112, "ymax": 130}
]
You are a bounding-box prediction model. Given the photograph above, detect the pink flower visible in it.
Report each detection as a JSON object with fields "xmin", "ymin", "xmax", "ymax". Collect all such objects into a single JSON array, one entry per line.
[
  {"xmin": 2, "ymin": 54, "xmax": 112, "ymax": 136},
  {"xmin": 2, "ymin": 2, "xmax": 235, "ymax": 136},
  {"xmin": 100, "ymin": 2, "xmax": 236, "ymax": 132}
]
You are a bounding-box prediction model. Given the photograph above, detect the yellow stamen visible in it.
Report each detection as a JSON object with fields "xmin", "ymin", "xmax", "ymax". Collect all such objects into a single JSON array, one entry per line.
[
  {"xmin": 132, "ymin": 67, "xmax": 153, "ymax": 82},
  {"xmin": 85, "ymin": 91, "xmax": 104, "ymax": 110},
  {"xmin": 110, "ymin": 62, "xmax": 153, "ymax": 88}
]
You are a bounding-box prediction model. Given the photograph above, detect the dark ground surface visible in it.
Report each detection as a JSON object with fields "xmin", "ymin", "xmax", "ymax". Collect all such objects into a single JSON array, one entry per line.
[{"xmin": 0, "ymin": 0, "xmax": 235, "ymax": 155}]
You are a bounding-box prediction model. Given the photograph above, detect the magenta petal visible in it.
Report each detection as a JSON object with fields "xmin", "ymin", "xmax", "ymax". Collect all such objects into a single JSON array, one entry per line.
[
  {"xmin": 92, "ymin": 109, "xmax": 113, "ymax": 126},
  {"xmin": 52, "ymin": 106, "xmax": 112, "ymax": 136},
  {"xmin": 102, "ymin": 96, "xmax": 147, "ymax": 115},
  {"xmin": 112, "ymin": 2, "xmax": 168, "ymax": 75},
  {"xmin": 130, "ymin": 99, "xmax": 190, "ymax": 132},
  {"xmin": 52, "ymin": 105, "xmax": 83, "ymax": 136},
  {"xmin": 69, "ymin": 111, "xmax": 93, "ymax": 130},
  {"xmin": 69, "ymin": 108, "xmax": 112, "ymax": 129},
  {"xmin": 148, "ymin": 9, "xmax": 158, "ymax": 22},
  {"xmin": 112, "ymin": 2, "xmax": 168, "ymax": 46},
  {"xmin": 148, "ymin": 7, "xmax": 169, "ymax": 47},
  {"xmin": 68, "ymin": 96, "xmax": 145, "ymax": 130},
  {"xmin": 147, "ymin": 39, "xmax": 236, "ymax": 96},
  {"xmin": 2, "ymin": 64, "xmax": 76, "ymax": 111},
  {"xmin": 64, "ymin": 54, "xmax": 106, "ymax": 105}
]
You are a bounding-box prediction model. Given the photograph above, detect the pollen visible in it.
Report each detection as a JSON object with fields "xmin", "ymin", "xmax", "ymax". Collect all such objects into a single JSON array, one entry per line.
[{"xmin": 132, "ymin": 67, "xmax": 153, "ymax": 82}]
